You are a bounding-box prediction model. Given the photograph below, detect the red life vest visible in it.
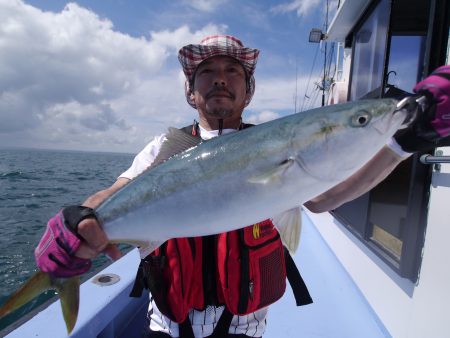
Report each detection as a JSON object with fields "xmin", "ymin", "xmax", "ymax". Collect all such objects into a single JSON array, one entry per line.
[
  {"xmin": 139, "ymin": 219, "xmax": 287, "ymax": 323},
  {"xmin": 129, "ymin": 123, "xmax": 312, "ymax": 330}
]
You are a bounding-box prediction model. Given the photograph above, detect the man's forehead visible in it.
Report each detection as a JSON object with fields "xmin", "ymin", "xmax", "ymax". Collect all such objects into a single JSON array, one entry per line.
[{"xmin": 197, "ymin": 56, "xmax": 242, "ymax": 68}]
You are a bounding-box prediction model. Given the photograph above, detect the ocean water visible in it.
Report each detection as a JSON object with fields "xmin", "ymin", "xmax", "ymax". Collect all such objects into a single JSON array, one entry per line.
[{"xmin": 0, "ymin": 148, "xmax": 135, "ymax": 331}]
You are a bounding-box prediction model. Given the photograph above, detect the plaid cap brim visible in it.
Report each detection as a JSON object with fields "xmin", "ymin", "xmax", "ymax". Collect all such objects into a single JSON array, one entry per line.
[{"xmin": 178, "ymin": 44, "xmax": 260, "ymax": 82}]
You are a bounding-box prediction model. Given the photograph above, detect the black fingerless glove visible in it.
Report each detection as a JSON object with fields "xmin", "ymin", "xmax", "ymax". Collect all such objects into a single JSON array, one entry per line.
[
  {"xmin": 62, "ymin": 205, "xmax": 97, "ymax": 234},
  {"xmin": 393, "ymin": 95, "xmax": 439, "ymax": 153},
  {"xmin": 394, "ymin": 65, "xmax": 450, "ymax": 153}
]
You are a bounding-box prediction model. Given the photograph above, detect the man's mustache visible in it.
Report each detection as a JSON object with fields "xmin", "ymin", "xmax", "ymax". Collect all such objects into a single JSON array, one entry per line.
[{"xmin": 206, "ymin": 88, "xmax": 235, "ymax": 99}]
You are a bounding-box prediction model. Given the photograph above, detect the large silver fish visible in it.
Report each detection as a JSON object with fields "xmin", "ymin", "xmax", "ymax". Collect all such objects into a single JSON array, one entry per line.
[{"xmin": 0, "ymin": 98, "xmax": 411, "ymax": 333}]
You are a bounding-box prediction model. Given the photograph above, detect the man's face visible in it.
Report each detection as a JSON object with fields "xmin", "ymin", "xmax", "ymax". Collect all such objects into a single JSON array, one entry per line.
[{"xmin": 192, "ymin": 55, "xmax": 248, "ymax": 121}]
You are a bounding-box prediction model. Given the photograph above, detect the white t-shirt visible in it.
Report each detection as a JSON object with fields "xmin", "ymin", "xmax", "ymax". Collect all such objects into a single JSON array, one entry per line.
[{"xmin": 120, "ymin": 125, "xmax": 268, "ymax": 338}]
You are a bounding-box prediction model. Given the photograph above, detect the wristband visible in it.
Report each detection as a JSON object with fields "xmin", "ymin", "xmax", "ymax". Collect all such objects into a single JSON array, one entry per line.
[
  {"xmin": 62, "ymin": 205, "xmax": 98, "ymax": 234},
  {"xmin": 386, "ymin": 137, "xmax": 413, "ymax": 158}
]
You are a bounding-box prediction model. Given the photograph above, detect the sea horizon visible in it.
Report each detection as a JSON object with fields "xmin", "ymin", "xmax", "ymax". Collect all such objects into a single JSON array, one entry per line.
[{"xmin": 0, "ymin": 145, "xmax": 135, "ymax": 157}]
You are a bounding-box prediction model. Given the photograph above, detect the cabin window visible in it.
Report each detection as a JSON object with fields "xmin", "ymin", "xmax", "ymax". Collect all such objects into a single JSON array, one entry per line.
[
  {"xmin": 385, "ymin": 35, "xmax": 425, "ymax": 95},
  {"xmin": 348, "ymin": 0, "xmax": 390, "ymax": 101},
  {"xmin": 332, "ymin": 0, "xmax": 450, "ymax": 282}
]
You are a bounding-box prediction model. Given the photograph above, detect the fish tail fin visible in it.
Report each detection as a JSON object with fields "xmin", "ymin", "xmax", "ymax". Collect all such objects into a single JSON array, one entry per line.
[
  {"xmin": 0, "ymin": 271, "xmax": 80, "ymax": 334},
  {"xmin": 53, "ymin": 276, "xmax": 80, "ymax": 334},
  {"xmin": 0, "ymin": 271, "xmax": 52, "ymax": 318}
]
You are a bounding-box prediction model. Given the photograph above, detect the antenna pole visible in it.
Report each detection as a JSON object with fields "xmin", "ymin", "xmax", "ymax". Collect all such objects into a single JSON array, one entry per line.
[{"xmin": 322, "ymin": 0, "xmax": 329, "ymax": 106}]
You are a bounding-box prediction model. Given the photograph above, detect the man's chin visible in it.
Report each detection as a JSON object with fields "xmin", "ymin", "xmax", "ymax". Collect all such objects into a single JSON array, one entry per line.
[{"xmin": 205, "ymin": 108, "xmax": 234, "ymax": 119}]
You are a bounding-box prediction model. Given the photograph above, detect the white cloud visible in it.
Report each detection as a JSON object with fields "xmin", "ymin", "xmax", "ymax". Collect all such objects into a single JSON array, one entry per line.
[
  {"xmin": 270, "ymin": 0, "xmax": 322, "ymax": 17},
  {"xmin": 271, "ymin": 0, "xmax": 341, "ymax": 24},
  {"xmin": 246, "ymin": 110, "xmax": 280, "ymax": 125},
  {"xmin": 149, "ymin": 23, "xmax": 228, "ymax": 51},
  {"xmin": 0, "ymin": 0, "xmax": 322, "ymax": 153},
  {"xmin": 0, "ymin": 0, "xmax": 225, "ymax": 152},
  {"xmin": 184, "ymin": 0, "xmax": 227, "ymax": 12},
  {"xmin": 250, "ymin": 76, "xmax": 305, "ymax": 111}
]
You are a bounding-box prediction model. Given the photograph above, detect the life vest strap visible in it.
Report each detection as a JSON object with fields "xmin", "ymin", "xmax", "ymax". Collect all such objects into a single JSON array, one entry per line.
[
  {"xmin": 179, "ymin": 317, "xmax": 195, "ymax": 338},
  {"xmin": 212, "ymin": 308, "xmax": 233, "ymax": 337},
  {"xmin": 284, "ymin": 247, "xmax": 313, "ymax": 306},
  {"xmin": 129, "ymin": 261, "xmax": 145, "ymax": 297},
  {"xmin": 178, "ymin": 308, "xmax": 233, "ymax": 338}
]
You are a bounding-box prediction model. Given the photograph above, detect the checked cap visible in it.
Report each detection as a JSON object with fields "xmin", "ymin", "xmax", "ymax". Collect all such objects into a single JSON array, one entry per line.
[{"xmin": 178, "ymin": 35, "xmax": 260, "ymax": 108}]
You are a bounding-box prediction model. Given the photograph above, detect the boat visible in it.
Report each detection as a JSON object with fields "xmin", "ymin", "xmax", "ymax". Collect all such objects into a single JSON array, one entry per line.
[
  {"xmin": 2, "ymin": 0, "xmax": 450, "ymax": 337},
  {"xmin": 304, "ymin": 0, "xmax": 450, "ymax": 337}
]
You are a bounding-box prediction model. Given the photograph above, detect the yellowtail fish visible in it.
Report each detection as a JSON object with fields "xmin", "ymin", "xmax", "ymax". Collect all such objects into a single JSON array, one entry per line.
[{"xmin": 0, "ymin": 98, "xmax": 412, "ymax": 333}]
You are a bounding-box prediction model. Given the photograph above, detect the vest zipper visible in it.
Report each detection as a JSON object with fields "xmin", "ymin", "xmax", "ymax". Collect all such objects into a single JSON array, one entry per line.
[{"xmin": 249, "ymin": 280, "xmax": 254, "ymax": 300}]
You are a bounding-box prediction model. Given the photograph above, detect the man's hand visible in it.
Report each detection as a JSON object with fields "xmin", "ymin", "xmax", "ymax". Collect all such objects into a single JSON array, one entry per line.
[
  {"xmin": 76, "ymin": 217, "xmax": 121, "ymax": 260},
  {"xmin": 34, "ymin": 178, "xmax": 128, "ymax": 278},
  {"xmin": 394, "ymin": 65, "xmax": 450, "ymax": 153},
  {"xmin": 34, "ymin": 207, "xmax": 122, "ymax": 278},
  {"xmin": 34, "ymin": 209, "xmax": 93, "ymax": 278}
]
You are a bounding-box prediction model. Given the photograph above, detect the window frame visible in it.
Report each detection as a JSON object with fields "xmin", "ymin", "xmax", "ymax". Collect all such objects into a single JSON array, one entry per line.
[{"xmin": 347, "ymin": 0, "xmax": 391, "ymax": 101}]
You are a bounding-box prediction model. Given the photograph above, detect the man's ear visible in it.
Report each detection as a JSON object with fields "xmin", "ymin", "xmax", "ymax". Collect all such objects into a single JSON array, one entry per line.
[
  {"xmin": 244, "ymin": 92, "xmax": 252, "ymax": 106},
  {"xmin": 189, "ymin": 81, "xmax": 196, "ymax": 99}
]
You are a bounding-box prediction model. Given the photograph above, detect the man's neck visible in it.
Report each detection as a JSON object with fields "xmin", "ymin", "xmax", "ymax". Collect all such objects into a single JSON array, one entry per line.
[
  {"xmin": 198, "ymin": 116, "xmax": 242, "ymax": 131},
  {"xmin": 198, "ymin": 125, "xmax": 238, "ymax": 140}
]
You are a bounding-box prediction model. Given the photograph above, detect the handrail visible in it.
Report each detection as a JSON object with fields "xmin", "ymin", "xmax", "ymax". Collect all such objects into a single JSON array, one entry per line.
[{"xmin": 420, "ymin": 154, "xmax": 450, "ymax": 164}]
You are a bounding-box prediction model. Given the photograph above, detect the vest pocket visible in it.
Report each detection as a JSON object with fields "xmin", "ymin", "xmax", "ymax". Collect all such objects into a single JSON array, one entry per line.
[
  {"xmin": 148, "ymin": 238, "xmax": 204, "ymax": 323},
  {"xmin": 217, "ymin": 220, "xmax": 287, "ymax": 315},
  {"xmin": 249, "ymin": 237, "xmax": 286, "ymax": 309}
]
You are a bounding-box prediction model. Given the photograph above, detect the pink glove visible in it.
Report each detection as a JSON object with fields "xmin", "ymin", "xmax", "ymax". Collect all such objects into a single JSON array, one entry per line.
[
  {"xmin": 413, "ymin": 65, "xmax": 450, "ymax": 138},
  {"xmin": 394, "ymin": 65, "xmax": 450, "ymax": 153},
  {"xmin": 35, "ymin": 211, "xmax": 92, "ymax": 278}
]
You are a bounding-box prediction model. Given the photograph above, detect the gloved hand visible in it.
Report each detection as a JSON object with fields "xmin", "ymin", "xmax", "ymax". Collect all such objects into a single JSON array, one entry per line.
[
  {"xmin": 35, "ymin": 206, "xmax": 97, "ymax": 278},
  {"xmin": 393, "ymin": 65, "xmax": 450, "ymax": 153}
]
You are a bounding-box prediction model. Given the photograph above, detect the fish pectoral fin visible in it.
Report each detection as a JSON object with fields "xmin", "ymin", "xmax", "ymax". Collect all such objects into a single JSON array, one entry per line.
[
  {"xmin": 248, "ymin": 158, "xmax": 295, "ymax": 185},
  {"xmin": 272, "ymin": 207, "xmax": 302, "ymax": 254},
  {"xmin": 53, "ymin": 277, "xmax": 80, "ymax": 334}
]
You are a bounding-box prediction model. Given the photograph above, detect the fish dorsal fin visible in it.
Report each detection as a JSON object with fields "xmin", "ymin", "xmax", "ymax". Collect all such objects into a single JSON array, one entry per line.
[
  {"xmin": 272, "ymin": 207, "xmax": 302, "ymax": 254},
  {"xmin": 151, "ymin": 127, "xmax": 202, "ymax": 168}
]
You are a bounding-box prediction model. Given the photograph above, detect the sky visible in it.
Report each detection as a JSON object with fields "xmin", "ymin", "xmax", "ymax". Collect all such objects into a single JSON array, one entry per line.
[{"xmin": 0, "ymin": 0, "xmax": 338, "ymax": 153}]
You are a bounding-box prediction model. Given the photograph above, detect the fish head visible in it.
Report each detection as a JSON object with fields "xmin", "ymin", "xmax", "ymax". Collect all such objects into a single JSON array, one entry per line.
[{"xmin": 291, "ymin": 98, "xmax": 409, "ymax": 183}]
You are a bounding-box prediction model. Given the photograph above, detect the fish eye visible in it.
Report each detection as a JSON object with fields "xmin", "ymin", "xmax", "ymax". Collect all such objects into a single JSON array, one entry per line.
[{"xmin": 351, "ymin": 110, "xmax": 371, "ymax": 127}]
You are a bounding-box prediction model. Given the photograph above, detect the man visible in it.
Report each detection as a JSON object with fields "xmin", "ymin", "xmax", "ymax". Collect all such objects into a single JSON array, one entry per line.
[{"xmin": 35, "ymin": 36, "xmax": 450, "ymax": 337}]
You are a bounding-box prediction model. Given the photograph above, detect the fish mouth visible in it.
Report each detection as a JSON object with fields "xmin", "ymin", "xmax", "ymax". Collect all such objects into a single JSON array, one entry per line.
[
  {"xmin": 394, "ymin": 96, "xmax": 423, "ymax": 128},
  {"xmin": 373, "ymin": 99, "xmax": 413, "ymax": 134}
]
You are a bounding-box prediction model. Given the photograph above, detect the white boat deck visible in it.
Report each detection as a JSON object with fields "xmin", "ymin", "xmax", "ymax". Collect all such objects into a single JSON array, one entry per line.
[
  {"xmin": 6, "ymin": 211, "xmax": 390, "ymax": 337},
  {"xmin": 265, "ymin": 211, "xmax": 389, "ymax": 338}
]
